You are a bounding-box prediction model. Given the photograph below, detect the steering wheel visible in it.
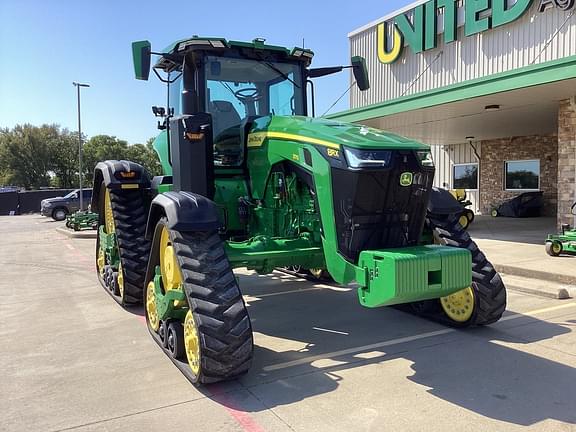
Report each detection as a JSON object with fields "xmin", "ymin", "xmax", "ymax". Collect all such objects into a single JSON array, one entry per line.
[{"xmin": 234, "ymin": 87, "xmax": 262, "ymax": 103}]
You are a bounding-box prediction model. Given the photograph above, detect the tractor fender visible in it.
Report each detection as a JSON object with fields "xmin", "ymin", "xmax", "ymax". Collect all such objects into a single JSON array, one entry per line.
[
  {"xmin": 145, "ymin": 191, "xmax": 222, "ymax": 240},
  {"xmin": 427, "ymin": 187, "xmax": 463, "ymax": 216},
  {"xmin": 91, "ymin": 160, "xmax": 151, "ymax": 212}
]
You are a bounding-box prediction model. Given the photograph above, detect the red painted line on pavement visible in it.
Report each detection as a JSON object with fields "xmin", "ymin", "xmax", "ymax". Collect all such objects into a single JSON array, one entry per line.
[{"xmin": 210, "ymin": 384, "xmax": 266, "ymax": 432}]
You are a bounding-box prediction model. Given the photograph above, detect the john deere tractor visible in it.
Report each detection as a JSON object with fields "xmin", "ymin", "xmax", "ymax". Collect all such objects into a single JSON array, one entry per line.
[{"xmin": 92, "ymin": 37, "xmax": 506, "ymax": 385}]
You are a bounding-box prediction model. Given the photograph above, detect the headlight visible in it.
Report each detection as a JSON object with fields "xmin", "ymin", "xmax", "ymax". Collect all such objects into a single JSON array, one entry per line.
[
  {"xmin": 416, "ymin": 150, "xmax": 434, "ymax": 167},
  {"xmin": 343, "ymin": 147, "xmax": 392, "ymax": 168}
]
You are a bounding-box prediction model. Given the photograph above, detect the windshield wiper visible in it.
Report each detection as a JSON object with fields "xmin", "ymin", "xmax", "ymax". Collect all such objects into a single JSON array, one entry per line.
[{"xmin": 260, "ymin": 61, "xmax": 300, "ymax": 88}]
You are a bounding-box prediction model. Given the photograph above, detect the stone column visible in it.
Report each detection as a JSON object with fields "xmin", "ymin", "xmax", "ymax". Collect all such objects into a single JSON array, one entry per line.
[{"xmin": 557, "ymin": 100, "xmax": 576, "ymax": 228}]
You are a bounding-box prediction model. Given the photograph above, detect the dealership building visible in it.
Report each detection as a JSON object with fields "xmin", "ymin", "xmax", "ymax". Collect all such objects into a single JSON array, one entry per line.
[{"xmin": 331, "ymin": 0, "xmax": 576, "ymax": 226}]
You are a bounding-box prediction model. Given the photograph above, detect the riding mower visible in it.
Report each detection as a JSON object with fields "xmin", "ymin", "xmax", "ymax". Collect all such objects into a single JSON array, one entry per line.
[
  {"xmin": 66, "ymin": 210, "xmax": 99, "ymax": 231},
  {"xmin": 545, "ymin": 203, "xmax": 576, "ymax": 257},
  {"xmin": 450, "ymin": 189, "xmax": 475, "ymax": 230}
]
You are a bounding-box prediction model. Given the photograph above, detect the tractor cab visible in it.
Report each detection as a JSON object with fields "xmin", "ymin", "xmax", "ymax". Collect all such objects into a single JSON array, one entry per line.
[{"xmin": 136, "ymin": 37, "xmax": 313, "ymax": 174}]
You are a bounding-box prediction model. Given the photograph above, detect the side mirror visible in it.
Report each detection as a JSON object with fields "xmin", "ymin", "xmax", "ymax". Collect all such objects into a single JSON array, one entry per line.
[
  {"xmin": 73, "ymin": 193, "xmax": 78, "ymax": 199},
  {"xmin": 132, "ymin": 40, "xmax": 151, "ymax": 81},
  {"xmin": 351, "ymin": 56, "xmax": 370, "ymax": 91}
]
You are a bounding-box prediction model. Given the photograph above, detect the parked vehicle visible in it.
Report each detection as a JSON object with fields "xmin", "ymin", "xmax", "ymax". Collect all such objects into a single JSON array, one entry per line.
[
  {"xmin": 92, "ymin": 36, "xmax": 506, "ymax": 386},
  {"xmin": 40, "ymin": 189, "xmax": 92, "ymax": 221},
  {"xmin": 491, "ymin": 191, "xmax": 544, "ymax": 218}
]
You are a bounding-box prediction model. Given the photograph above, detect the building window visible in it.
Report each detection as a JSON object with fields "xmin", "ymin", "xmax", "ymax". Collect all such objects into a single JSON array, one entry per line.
[
  {"xmin": 453, "ymin": 163, "xmax": 478, "ymax": 190},
  {"xmin": 505, "ymin": 160, "xmax": 540, "ymax": 190}
]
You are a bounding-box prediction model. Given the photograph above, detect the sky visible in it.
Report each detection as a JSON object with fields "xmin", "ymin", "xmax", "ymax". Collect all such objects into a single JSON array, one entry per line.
[{"xmin": 0, "ymin": 0, "xmax": 407, "ymax": 144}]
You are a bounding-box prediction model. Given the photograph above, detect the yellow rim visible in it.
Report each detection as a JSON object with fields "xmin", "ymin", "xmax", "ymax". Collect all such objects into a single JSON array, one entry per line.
[
  {"xmin": 104, "ymin": 189, "xmax": 115, "ymax": 234},
  {"xmin": 552, "ymin": 242, "xmax": 562, "ymax": 254},
  {"xmin": 184, "ymin": 310, "xmax": 201, "ymax": 375},
  {"xmin": 97, "ymin": 248, "xmax": 106, "ymax": 276},
  {"xmin": 146, "ymin": 281, "xmax": 160, "ymax": 331},
  {"xmin": 440, "ymin": 287, "xmax": 475, "ymax": 322},
  {"xmin": 117, "ymin": 262, "xmax": 124, "ymax": 297},
  {"xmin": 159, "ymin": 226, "xmax": 185, "ymax": 307},
  {"xmin": 459, "ymin": 215, "xmax": 469, "ymax": 228}
]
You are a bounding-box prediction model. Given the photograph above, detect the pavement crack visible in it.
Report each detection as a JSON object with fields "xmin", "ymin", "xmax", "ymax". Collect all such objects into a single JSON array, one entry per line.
[{"xmin": 49, "ymin": 396, "xmax": 209, "ymax": 432}]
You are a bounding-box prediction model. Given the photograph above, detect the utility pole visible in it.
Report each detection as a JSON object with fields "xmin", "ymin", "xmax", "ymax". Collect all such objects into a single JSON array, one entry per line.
[{"xmin": 73, "ymin": 82, "xmax": 90, "ymax": 211}]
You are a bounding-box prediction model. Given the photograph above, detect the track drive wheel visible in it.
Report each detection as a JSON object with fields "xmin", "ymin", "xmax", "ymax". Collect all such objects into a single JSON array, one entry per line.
[
  {"xmin": 147, "ymin": 220, "xmax": 253, "ymax": 385},
  {"xmin": 95, "ymin": 182, "xmax": 150, "ymax": 305},
  {"xmin": 413, "ymin": 214, "xmax": 507, "ymax": 327},
  {"xmin": 545, "ymin": 241, "xmax": 563, "ymax": 257}
]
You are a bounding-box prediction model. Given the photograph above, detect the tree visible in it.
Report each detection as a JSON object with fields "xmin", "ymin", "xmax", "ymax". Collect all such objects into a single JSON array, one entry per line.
[
  {"xmin": 48, "ymin": 128, "xmax": 80, "ymax": 188},
  {"xmin": 126, "ymin": 138, "xmax": 163, "ymax": 177},
  {"xmin": 0, "ymin": 124, "xmax": 54, "ymax": 189},
  {"xmin": 83, "ymin": 135, "xmax": 129, "ymax": 185}
]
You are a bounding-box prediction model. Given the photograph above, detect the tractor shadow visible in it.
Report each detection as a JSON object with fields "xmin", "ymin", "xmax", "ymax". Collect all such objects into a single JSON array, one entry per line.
[{"xmin": 207, "ymin": 271, "xmax": 576, "ymax": 427}]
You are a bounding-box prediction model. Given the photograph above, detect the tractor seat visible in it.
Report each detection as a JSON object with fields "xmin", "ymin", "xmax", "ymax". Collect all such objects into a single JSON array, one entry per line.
[{"xmin": 210, "ymin": 100, "xmax": 242, "ymax": 139}]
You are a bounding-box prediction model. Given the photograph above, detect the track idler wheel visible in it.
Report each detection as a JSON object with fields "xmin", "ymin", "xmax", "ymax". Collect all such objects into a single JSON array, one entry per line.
[{"xmin": 167, "ymin": 321, "xmax": 185, "ymax": 360}]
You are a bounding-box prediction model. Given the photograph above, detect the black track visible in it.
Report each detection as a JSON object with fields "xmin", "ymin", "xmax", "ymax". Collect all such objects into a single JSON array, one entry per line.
[
  {"xmin": 145, "ymin": 220, "xmax": 253, "ymax": 385},
  {"xmin": 96, "ymin": 184, "xmax": 151, "ymax": 306}
]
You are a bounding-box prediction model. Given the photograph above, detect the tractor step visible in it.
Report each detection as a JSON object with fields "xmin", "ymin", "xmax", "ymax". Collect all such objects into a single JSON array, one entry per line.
[{"xmin": 356, "ymin": 245, "xmax": 472, "ymax": 308}]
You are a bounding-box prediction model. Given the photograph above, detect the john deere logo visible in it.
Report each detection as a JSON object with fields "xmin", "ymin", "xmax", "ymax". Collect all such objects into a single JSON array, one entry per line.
[{"xmin": 400, "ymin": 172, "xmax": 413, "ymax": 187}]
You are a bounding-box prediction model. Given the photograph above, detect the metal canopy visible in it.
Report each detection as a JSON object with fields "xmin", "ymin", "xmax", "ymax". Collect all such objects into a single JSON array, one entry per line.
[{"xmin": 359, "ymin": 78, "xmax": 576, "ymax": 145}]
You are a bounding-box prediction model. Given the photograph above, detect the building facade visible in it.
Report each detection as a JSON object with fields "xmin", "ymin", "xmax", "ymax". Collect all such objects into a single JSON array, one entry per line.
[{"xmin": 330, "ymin": 0, "xmax": 576, "ymax": 225}]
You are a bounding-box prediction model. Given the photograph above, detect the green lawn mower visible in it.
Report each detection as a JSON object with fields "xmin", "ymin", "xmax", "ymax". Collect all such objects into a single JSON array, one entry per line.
[
  {"xmin": 66, "ymin": 210, "xmax": 99, "ymax": 231},
  {"xmin": 545, "ymin": 203, "xmax": 576, "ymax": 257}
]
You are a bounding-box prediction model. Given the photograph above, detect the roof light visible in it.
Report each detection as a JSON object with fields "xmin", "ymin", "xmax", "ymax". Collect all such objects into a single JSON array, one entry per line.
[
  {"xmin": 293, "ymin": 49, "xmax": 304, "ymax": 57},
  {"xmin": 302, "ymin": 51, "xmax": 314, "ymax": 58},
  {"xmin": 210, "ymin": 40, "xmax": 225, "ymax": 48}
]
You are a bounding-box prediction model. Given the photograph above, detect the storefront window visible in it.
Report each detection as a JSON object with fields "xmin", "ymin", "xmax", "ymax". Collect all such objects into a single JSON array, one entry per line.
[
  {"xmin": 453, "ymin": 163, "xmax": 478, "ymax": 189},
  {"xmin": 505, "ymin": 160, "xmax": 540, "ymax": 190}
]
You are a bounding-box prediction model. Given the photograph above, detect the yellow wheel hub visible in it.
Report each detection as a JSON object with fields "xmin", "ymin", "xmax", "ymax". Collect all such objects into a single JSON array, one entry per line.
[
  {"xmin": 459, "ymin": 215, "xmax": 469, "ymax": 228},
  {"xmin": 160, "ymin": 226, "xmax": 184, "ymax": 307},
  {"xmin": 97, "ymin": 248, "xmax": 106, "ymax": 276},
  {"xmin": 184, "ymin": 310, "xmax": 201, "ymax": 375},
  {"xmin": 552, "ymin": 243, "xmax": 562, "ymax": 254},
  {"xmin": 117, "ymin": 262, "xmax": 124, "ymax": 297},
  {"xmin": 440, "ymin": 287, "xmax": 475, "ymax": 322},
  {"xmin": 104, "ymin": 189, "xmax": 115, "ymax": 234},
  {"xmin": 146, "ymin": 281, "xmax": 160, "ymax": 331}
]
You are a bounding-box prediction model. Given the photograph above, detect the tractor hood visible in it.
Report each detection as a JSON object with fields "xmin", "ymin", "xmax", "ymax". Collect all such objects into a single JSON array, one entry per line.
[{"xmin": 250, "ymin": 116, "xmax": 429, "ymax": 150}]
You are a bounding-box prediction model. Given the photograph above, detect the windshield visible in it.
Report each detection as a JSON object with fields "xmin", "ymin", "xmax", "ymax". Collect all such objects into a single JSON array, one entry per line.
[{"xmin": 205, "ymin": 56, "xmax": 304, "ymax": 167}]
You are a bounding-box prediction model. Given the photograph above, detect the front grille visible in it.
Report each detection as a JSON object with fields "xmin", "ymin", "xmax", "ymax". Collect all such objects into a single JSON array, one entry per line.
[{"xmin": 331, "ymin": 150, "xmax": 435, "ymax": 263}]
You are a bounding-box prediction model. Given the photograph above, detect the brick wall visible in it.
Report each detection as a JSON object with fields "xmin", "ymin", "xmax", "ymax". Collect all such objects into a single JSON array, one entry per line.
[
  {"xmin": 479, "ymin": 135, "xmax": 558, "ymax": 216},
  {"xmin": 558, "ymin": 100, "xmax": 576, "ymax": 227}
]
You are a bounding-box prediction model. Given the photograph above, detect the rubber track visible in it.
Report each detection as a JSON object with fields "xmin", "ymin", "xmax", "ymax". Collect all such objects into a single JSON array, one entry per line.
[
  {"xmin": 423, "ymin": 214, "xmax": 507, "ymax": 326},
  {"xmin": 170, "ymin": 230, "xmax": 253, "ymax": 383},
  {"xmin": 109, "ymin": 189, "xmax": 151, "ymax": 305}
]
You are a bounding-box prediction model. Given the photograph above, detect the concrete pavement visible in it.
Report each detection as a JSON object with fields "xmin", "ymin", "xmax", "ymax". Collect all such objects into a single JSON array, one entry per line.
[{"xmin": 1, "ymin": 215, "xmax": 576, "ymax": 431}]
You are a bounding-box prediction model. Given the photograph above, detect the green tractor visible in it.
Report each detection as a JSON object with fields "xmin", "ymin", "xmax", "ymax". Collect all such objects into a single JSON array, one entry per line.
[
  {"xmin": 91, "ymin": 36, "xmax": 506, "ymax": 385},
  {"xmin": 545, "ymin": 203, "xmax": 576, "ymax": 256}
]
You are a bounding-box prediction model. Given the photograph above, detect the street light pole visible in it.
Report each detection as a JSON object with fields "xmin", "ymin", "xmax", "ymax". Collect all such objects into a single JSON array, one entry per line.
[{"xmin": 73, "ymin": 82, "xmax": 90, "ymax": 211}]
